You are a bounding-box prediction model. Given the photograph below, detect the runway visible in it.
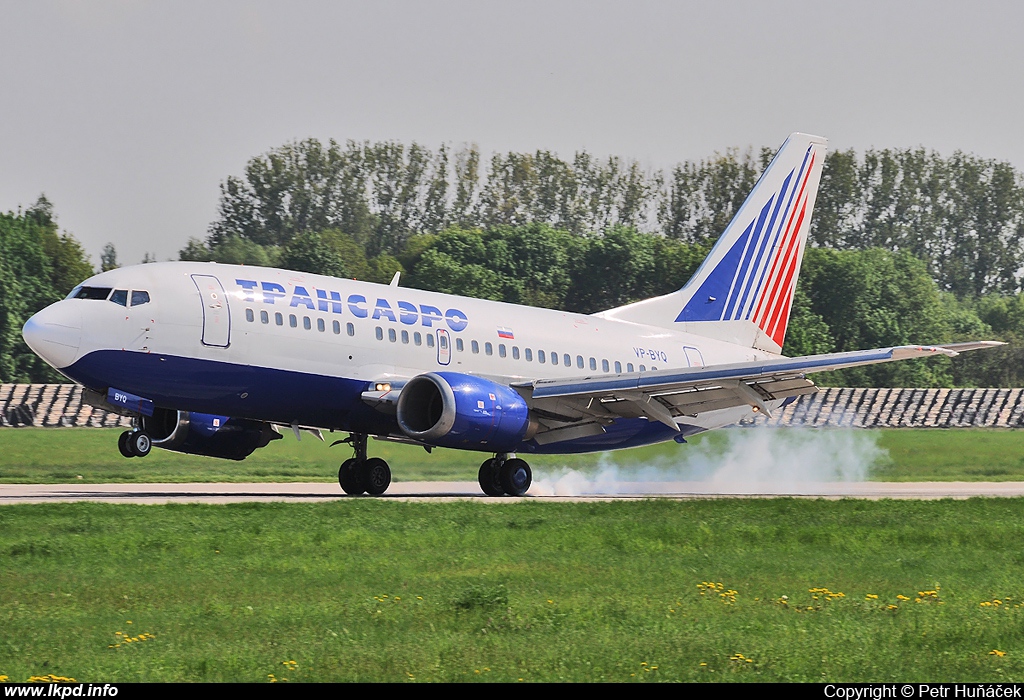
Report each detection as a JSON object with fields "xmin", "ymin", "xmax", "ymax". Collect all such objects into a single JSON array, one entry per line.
[{"xmin": 4, "ymin": 480, "xmax": 1024, "ymax": 504}]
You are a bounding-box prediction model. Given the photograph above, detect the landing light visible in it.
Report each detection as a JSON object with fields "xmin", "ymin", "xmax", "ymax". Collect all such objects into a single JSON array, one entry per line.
[{"xmin": 375, "ymin": 383, "xmax": 392, "ymax": 392}]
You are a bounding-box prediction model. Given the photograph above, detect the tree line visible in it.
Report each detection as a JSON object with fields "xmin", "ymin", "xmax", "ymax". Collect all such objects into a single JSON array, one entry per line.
[{"xmin": 3, "ymin": 138, "xmax": 1024, "ymax": 387}]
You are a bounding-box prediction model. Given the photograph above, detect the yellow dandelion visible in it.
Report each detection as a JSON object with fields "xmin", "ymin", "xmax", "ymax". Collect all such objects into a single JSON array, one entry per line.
[{"xmin": 990, "ymin": 650, "xmax": 1006, "ymax": 657}]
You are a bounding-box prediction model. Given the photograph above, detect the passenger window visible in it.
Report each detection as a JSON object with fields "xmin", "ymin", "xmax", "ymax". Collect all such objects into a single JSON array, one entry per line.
[
  {"xmin": 388, "ymin": 328, "xmax": 397, "ymax": 342},
  {"xmin": 401, "ymin": 330, "xmax": 409, "ymax": 344},
  {"xmin": 289, "ymin": 314, "xmax": 297, "ymax": 328},
  {"xmin": 427, "ymin": 334, "xmax": 434, "ymax": 347},
  {"xmin": 639, "ymin": 364, "xmax": 646, "ymax": 372},
  {"xmin": 498, "ymin": 344, "xmax": 506, "ymax": 358},
  {"xmin": 261, "ymin": 310, "xmax": 269, "ymax": 324},
  {"xmin": 375, "ymin": 326, "xmax": 383, "ymax": 340},
  {"xmin": 485, "ymin": 342, "xmax": 493, "ymax": 356},
  {"xmin": 317, "ymin": 318, "xmax": 325, "ymax": 332},
  {"xmin": 347, "ymin": 323, "xmax": 355, "ymax": 336},
  {"xmin": 471, "ymin": 340, "xmax": 479, "ymax": 354},
  {"xmin": 602, "ymin": 359, "xmax": 609, "ymax": 372},
  {"xmin": 525, "ymin": 348, "xmax": 533, "ymax": 362},
  {"xmin": 333, "ymin": 320, "xmax": 340, "ymax": 334},
  {"xmin": 303, "ymin": 316, "xmax": 311, "ymax": 330},
  {"xmin": 512, "ymin": 347, "xmax": 520, "ymax": 360},
  {"xmin": 565, "ymin": 354, "xmax": 572, "ymax": 367},
  {"xmin": 245, "ymin": 308, "xmax": 254, "ymax": 322},
  {"xmin": 627, "ymin": 363, "xmax": 634, "ymax": 372},
  {"xmin": 614, "ymin": 361, "xmax": 621, "ymax": 373},
  {"xmin": 440, "ymin": 334, "xmax": 448, "ymax": 350},
  {"xmin": 551, "ymin": 352, "xmax": 558, "ymax": 366},
  {"xmin": 576, "ymin": 355, "xmax": 584, "ymax": 369},
  {"xmin": 110, "ymin": 289, "xmax": 128, "ymax": 307},
  {"xmin": 455, "ymin": 338, "xmax": 463, "ymax": 351},
  {"xmin": 131, "ymin": 290, "xmax": 150, "ymax": 306},
  {"xmin": 538, "ymin": 350, "xmax": 546, "ymax": 364},
  {"xmin": 275, "ymin": 312, "xmax": 283, "ymax": 326},
  {"xmin": 414, "ymin": 332, "xmax": 422, "ymax": 346}
]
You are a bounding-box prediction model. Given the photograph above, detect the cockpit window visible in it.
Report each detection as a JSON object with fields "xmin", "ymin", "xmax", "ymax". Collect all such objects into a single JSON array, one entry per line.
[
  {"xmin": 74, "ymin": 286, "xmax": 113, "ymax": 300},
  {"xmin": 131, "ymin": 290, "xmax": 150, "ymax": 306},
  {"xmin": 67, "ymin": 286, "xmax": 82, "ymax": 300},
  {"xmin": 109, "ymin": 289, "xmax": 128, "ymax": 307}
]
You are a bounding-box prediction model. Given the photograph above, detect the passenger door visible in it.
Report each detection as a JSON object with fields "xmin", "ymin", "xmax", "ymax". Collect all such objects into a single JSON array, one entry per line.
[
  {"xmin": 684, "ymin": 346, "xmax": 705, "ymax": 368},
  {"xmin": 191, "ymin": 274, "xmax": 231, "ymax": 348}
]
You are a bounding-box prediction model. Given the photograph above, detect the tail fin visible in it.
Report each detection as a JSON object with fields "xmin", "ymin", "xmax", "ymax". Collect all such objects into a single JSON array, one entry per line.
[{"xmin": 597, "ymin": 132, "xmax": 828, "ymax": 354}]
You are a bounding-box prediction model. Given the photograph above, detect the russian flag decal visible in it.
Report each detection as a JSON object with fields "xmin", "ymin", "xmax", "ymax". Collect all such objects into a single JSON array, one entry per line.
[{"xmin": 497, "ymin": 327, "xmax": 514, "ymax": 339}]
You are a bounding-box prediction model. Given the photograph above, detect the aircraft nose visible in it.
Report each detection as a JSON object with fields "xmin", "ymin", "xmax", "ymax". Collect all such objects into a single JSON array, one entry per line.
[{"xmin": 22, "ymin": 301, "xmax": 82, "ymax": 369}]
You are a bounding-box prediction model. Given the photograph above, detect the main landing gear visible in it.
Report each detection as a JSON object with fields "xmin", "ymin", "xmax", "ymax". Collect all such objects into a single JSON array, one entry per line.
[
  {"xmin": 336, "ymin": 433, "xmax": 392, "ymax": 496},
  {"xmin": 117, "ymin": 429, "xmax": 151, "ymax": 458},
  {"xmin": 478, "ymin": 454, "xmax": 532, "ymax": 497}
]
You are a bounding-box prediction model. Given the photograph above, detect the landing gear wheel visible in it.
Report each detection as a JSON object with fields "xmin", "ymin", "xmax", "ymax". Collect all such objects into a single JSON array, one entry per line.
[
  {"xmin": 363, "ymin": 458, "xmax": 392, "ymax": 495},
  {"xmin": 128, "ymin": 430, "xmax": 151, "ymax": 458},
  {"xmin": 478, "ymin": 458, "xmax": 504, "ymax": 496},
  {"xmin": 500, "ymin": 458, "xmax": 532, "ymax": 497},
  {"xmin": 117, "ymin": 431, "xmax": 135, "ymax": 458},
  {"xmin": 339, "ymin": 458, "xmax": 366, "ymax": 495}
]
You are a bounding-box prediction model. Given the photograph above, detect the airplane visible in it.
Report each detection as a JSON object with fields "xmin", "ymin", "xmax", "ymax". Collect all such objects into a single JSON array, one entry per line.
[{"xmin": 21, "ymin": 133, "xmax": 1001, "ymax": 497}]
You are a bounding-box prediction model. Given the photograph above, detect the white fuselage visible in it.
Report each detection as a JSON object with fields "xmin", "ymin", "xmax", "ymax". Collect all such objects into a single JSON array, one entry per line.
[{"xmin": 26, "ymin": 261, "xmax": 779, "ymax": 448}]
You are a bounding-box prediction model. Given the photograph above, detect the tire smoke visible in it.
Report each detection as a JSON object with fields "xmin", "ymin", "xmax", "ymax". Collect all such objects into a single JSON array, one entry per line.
[{"xmin": 530, "ymin": 427, "xmax": 887, "ymax": 496}]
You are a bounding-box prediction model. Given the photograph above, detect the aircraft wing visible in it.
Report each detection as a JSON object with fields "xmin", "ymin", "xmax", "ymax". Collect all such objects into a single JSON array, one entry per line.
[{"xmin": 511, "ymin": 342, "xmax": 1004, "ymax": 445}]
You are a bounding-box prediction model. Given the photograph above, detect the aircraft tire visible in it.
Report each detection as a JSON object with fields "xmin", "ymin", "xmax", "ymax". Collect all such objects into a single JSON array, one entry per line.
[
  {"xmin": 129, "ymin": 430, "xmax": 152, "ymax": 458},
  {"xmin": 339, "ymin": 458, "xmax": 366, "ymax": 495},
  {"xmin": 117, "ymin": 431, "xmax": 135, "ymax": 458},
  {"xmin": 363, "ymin": 458, "xmax": 391, "ymax": 496},
  {"xmin": 478, "ymin": 459, "xmax": 505, "ymax": 496},
  {"xmin": 499, "ymin": 458, "xmax": 532, "ymax": 497}
]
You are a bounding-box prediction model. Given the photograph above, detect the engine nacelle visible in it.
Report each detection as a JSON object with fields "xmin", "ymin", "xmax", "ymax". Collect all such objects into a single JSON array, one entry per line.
[
  {"xmin": 396, "ymin": 372, "xmax": 536, "ymax": 451},
  {"xmin": 141, "ymin": 408, "xmax": 281, "ymax": 460}
]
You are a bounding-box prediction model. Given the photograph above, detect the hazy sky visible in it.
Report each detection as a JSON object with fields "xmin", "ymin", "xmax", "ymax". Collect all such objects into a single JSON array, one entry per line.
[{"xmin": 2, "ymin": 1, "xmax": 1022, "ymax": 267}]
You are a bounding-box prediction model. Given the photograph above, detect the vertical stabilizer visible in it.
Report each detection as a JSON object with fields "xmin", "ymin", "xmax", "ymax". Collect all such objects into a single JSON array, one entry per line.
[{"xmin": 596, "ymin": 132, "xmax": 828, "ymax": 354}]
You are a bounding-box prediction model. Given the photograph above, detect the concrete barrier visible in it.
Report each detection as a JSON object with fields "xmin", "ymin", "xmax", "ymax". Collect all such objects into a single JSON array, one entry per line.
[{"xmin": 3, "ymin": 383, "xmax": 1024, "ymax": 429}]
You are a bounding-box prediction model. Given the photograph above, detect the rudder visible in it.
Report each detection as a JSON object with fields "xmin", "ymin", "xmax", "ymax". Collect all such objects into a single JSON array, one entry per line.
[{"xmin": 597, "ymin": 132, "xmax": 828, "ymax": 355}]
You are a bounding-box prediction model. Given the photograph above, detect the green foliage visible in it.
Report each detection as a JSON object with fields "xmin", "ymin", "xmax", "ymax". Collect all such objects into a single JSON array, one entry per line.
[
  {"xmin": 797, "ymin": 248, "xmax": 954, "ymax": 386},
  {"xmin": 279, "ymin": 231, "xmax": 350, "ymax": 278},
  {"xmin": 659, "ymin": 147, "xmax": 772, "ymax": 244},
  {"xmin": 0, "ymin": 197, "xmax": 93, "ymax": 382},
  {"xmin": 100, "ymin": 243, "xmax": 119, "ymax": 271},
  {"xmin": 811, "ymin": 148, "xmax": 1024, "ymax": 298}
]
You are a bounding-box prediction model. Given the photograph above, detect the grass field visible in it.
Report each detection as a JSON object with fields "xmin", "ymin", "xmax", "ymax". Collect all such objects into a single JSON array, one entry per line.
[
  {"xmin": 1, "ymin": 498, "xmax": 1023, "ymax": 682},
  {"xmin": 3, "ymin": 427, "xmax": 1024, "ymax": 483}
]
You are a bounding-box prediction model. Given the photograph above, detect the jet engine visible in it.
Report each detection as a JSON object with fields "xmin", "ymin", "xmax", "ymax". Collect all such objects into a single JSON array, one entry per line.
[
  {"xmin": 140, "ymin": 408, "xmax": 281, "ymax": 460},
  {"xmin": 396, "ymin": 372, "xmax": 537, "ymax": 451}
]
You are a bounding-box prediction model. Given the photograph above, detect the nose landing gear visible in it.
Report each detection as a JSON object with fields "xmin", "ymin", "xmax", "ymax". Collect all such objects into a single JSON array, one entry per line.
[
  {"xmin": 335, "ymin": 434, "xmax": 392, "ymax": 496},
  {"xmin": 478, "ymin": 454, "xmax": 532, "ymax": 497}
]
